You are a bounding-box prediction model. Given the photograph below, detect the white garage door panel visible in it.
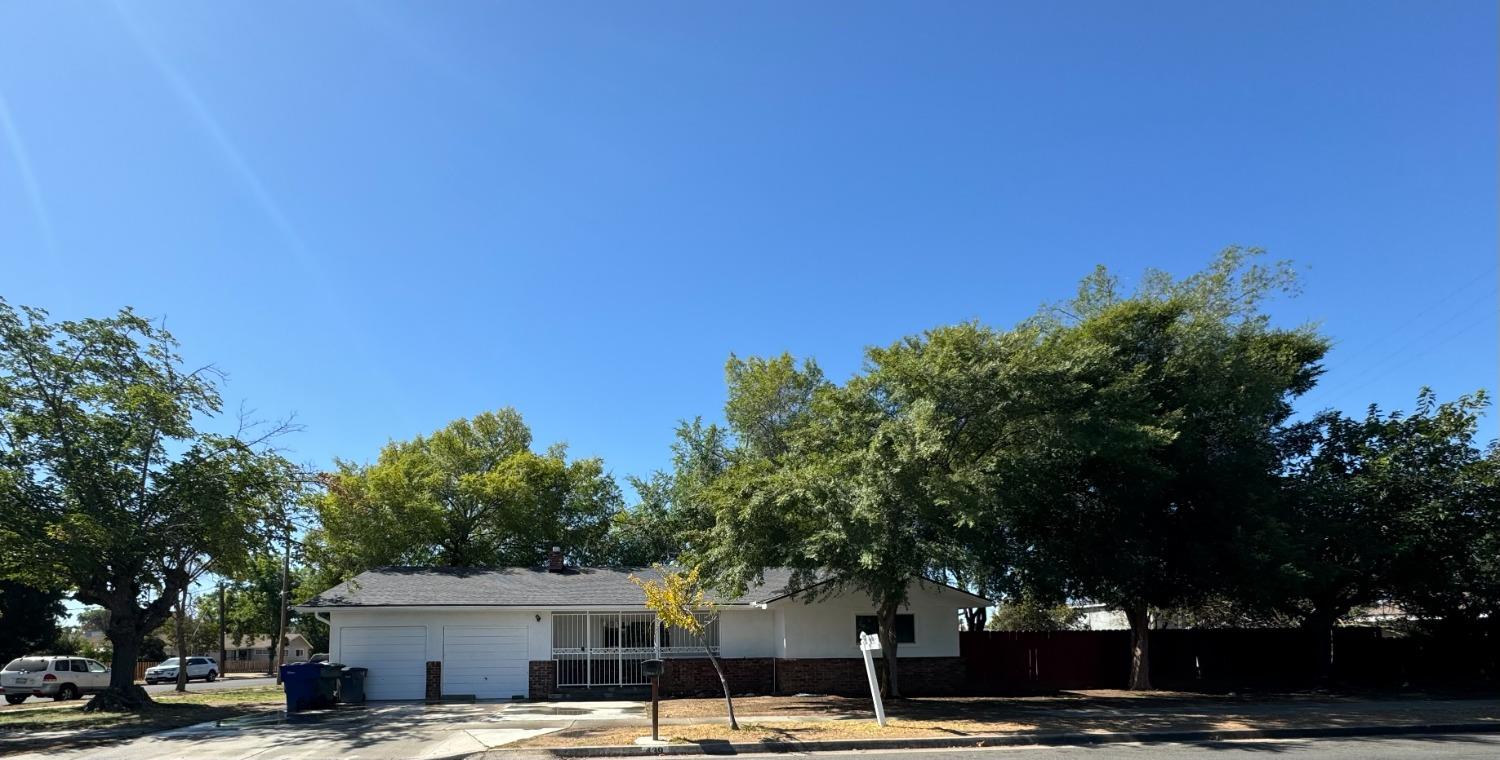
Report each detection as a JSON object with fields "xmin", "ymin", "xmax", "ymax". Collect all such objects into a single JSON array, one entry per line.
[
  {"xmin": 443, "ymin": 627, "xmax": 527, "ymax": 699},
  {"xmin": 339, "ymin": 626, "xmax": 427, "ymax": 700}
]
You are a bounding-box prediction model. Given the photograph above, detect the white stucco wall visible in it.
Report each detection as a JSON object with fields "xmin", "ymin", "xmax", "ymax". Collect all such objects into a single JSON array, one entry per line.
[
  {"xmin": 772, "ymin": 580, "xmax": 970, "ymax": 658},
  {"xmin": 717, "ymin": 608, "xmax": 774, "ymax": 657}
]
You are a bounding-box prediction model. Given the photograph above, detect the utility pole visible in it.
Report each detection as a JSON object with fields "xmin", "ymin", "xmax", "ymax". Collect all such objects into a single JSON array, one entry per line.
[
  {"xmin": 217, "ymin": 582, "xmax": 227, "ymax": 673},
  {"xmin": 275, "ymin": 521, "xmax": 290, "ymax": 685}
]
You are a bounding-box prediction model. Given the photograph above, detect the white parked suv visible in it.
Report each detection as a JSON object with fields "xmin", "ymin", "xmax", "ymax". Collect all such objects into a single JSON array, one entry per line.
[
  {"xmin": 143, "ymin": 657, "xmax": 219, "ymax": 685},
  {"xmin": 1, "ymin": 656, "xmax": 111, "ymax": 704}
]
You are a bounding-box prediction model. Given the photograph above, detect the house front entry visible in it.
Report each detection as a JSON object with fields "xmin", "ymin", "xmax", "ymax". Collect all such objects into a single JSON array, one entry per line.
[{"xmin": 551, "ymin": 612, "xmax": 657, "ymax": 687}]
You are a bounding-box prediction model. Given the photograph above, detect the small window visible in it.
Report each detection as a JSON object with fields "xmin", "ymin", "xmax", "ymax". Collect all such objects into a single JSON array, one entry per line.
[
  {"xmin": 294, "ymin": 650, "xmax": 303, "ymax": 657},
  {"xmin": 855, "ymin": 614, "xmax": 915, "ymax": 644},
  {"xmin": 71, "ymin": 660, "xmax": 89, "ymax": 673},
  {"xmin": 87, "ymin": 660, "xmax": 107, "ymax": 673},
  {"xmin": 188, "ymin": 658, "xmax": 204, "ymax": 665}
]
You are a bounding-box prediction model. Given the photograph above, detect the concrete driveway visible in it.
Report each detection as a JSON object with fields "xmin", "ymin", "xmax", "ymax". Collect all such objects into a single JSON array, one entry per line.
[{"xmin": 3, "ymin": 700, "xmax": 644, "ymax": 760}]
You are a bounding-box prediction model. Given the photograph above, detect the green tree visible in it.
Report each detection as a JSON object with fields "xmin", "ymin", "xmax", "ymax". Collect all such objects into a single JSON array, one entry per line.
[
  {"xmin": 0, "ymin": 300, "xmax": 300, "ymax": 709},
  {"xmin": 995, "ymin": 249, "xmax": 1327, "ymax": 689},
  {"xmin": 306, "ymin": 409, "xmax": 623, "ymax": 577},
  {"xmin": 699, "ymin": 345, "xmax": 997, "ymax": 697},
  {"xmin": 605, "ymin": 419, "xmax": 729, "ymax": 566},
  {"xmin": 0, "ymin": 581, "xmax": 65, "ymax": 663},
  {"xmin": 985, "ymin": 597, "xmax": 1082, "ymax": 631},
  {"xmin": 1277, "ymin": 389, "xmax": 1499, "ymax": 679}
]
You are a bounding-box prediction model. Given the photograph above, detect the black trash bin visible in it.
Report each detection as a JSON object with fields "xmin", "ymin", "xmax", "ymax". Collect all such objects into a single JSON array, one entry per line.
[
  {"xmin": 315, "ymin": 663, "xmax": 344, "ymax": 708},
  {"xmin": 338, "ymin": 667, "xmax": 368, "ymax": 704}
]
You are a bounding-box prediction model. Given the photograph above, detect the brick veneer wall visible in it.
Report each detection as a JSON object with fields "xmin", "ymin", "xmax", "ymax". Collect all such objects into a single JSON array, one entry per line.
[
  {"xmin": 532, "ymin": 656, "xmax": 966, "ymax": 698},
  {"xmin": 660, "ymin": 657, "xmax": 775, "ymax": 697},
  {"xmin": 425, "ymin": 661, "xmax": 442, "ymax": 701},
  {"xmin": 528, "ymin": 660, "xmax": 556, "ymax": 699},
  {"xmin": 774, "ymin": 657, "xmax": 966, "ymax": 696}
]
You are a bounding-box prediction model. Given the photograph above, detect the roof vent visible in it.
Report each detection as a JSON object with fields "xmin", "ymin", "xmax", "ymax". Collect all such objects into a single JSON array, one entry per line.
[{"xmin": 548, "ymin": 546, "xmax": 565, "ymax": 572}]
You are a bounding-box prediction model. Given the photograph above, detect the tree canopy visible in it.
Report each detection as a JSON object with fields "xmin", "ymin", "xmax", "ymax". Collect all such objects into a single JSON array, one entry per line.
[
  {"xmin": 305, "ymin": 409, "xmax": 624, "ymax": 577},
  {"xmin": 1273, "ymin": 389, "xmax": 1500, "ymax": 676},
  {"xmin": 0, "ymin": 300, "xmax": 301, "ymax": 708},
  {"xmin": 995, "ymin": 249, "xmax": 1328, "ymax": 687},
  {"xmin": 686, "ymin": 249, "xmax": 1333, "ymax": 691}
]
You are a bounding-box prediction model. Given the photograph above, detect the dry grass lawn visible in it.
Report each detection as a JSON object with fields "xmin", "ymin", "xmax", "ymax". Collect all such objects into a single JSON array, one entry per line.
[
  {"xmin": 516, "ymin": 692, "xmax": 1500, "ymax": 748},
  {"xmin": 0, "ymin": 686, "xmax": 283, "ymax": 733},
  {"xmin": 517, "ymin": 718, "xmax": 1038, "ymax": 748}
]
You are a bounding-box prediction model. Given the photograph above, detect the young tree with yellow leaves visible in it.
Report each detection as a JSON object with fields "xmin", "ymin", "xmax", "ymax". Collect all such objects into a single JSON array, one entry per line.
[{"xmin": 630, "ymin": 566, "xmax": 738, "ymax": 730}]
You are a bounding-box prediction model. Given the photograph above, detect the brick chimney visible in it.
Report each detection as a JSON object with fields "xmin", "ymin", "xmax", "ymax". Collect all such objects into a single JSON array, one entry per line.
[{"xmin": 547, "ymin": 546, "xmax": 565, "ymax": 572}]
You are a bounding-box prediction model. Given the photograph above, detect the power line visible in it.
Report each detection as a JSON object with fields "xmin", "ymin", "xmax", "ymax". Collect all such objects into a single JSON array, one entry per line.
[
  {"xmin": 1303, "ymin": 302, "xmax": 1495, "ymax": 410},
  {"xmin": 1320, "ymin": 261, "xmax": 1498, "ymax": 362}
]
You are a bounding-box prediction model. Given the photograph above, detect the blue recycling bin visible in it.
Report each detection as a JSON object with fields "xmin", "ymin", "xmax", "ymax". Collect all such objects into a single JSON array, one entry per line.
[{"xmin": 280, "ymin": 662, "xmax": 323, "ymax": 713}]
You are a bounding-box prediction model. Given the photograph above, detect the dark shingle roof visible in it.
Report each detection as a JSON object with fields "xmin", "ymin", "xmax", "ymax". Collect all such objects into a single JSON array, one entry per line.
[{"xmin": 298, "ymin": 566, "xmax": 807, "ymax": 609}]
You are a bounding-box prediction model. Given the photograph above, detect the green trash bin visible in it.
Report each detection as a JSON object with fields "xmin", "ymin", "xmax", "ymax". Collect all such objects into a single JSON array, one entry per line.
[
  {"xmin": 338, "ymin": 667, "xmax": 368, "ymax": 704},
  {"xmin": 316, "ymin": 663, "xmax": 344, "ymax": 708}
]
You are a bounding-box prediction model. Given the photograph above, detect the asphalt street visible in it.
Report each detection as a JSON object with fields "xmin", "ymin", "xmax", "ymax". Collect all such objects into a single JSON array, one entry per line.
[{"xmin": 622, "ymin": 735, "xmax": 1500, "ymax": 760}]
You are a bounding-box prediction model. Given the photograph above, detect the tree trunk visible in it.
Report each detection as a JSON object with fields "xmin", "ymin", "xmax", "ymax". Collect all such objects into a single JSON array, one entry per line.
[
  {"xmin": 174, "ymin": 587, "xmax": 189, "ymax": 692},
  {"xmin": 703, "ymin": 644, "xmax": 739, "ymax": 730},
  {"xmin": 1303, "ymin": 607, "xmax": 1340, "ymax": 688},
  {"xmin": 964, "ymin": 607, "xmax": 986, "ymax": 631},
  {"xmin": 89, "ymin": 607, "xmax": 153, "ymax": 712},
  {"xmin": 878, "ymin": 601, "xmax": 902, "ymax": 698},
  {"xmin": 1125, "ymin": 602, "xmax": 1153, "ymax": 690}
]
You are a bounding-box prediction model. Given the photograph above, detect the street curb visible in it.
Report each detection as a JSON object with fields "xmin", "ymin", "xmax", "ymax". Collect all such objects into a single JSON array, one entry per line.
[{"xmin": 507, "ymin": 721, "xmax": 1500, "ymax": 757}]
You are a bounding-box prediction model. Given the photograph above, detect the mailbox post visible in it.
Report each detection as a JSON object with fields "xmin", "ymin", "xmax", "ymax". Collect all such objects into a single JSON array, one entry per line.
[
  {"xmin": 858, "ymin": 633, "xmax": 887, "ymax": 727},
  {"xmin": 640, "ymin": 659, "xmax": 666, "ymax": 742}
]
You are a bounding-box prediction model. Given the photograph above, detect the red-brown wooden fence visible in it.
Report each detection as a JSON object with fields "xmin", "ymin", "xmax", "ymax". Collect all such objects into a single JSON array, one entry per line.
[{"xmin": 961, "ymin": 624, "xmax": 1499, "ymax": 692}]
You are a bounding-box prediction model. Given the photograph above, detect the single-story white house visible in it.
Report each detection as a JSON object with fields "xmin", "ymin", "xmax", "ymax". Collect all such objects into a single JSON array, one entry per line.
[{"xmin": 295, "ymin": 551, "xmax": 990, "ymax": 700}]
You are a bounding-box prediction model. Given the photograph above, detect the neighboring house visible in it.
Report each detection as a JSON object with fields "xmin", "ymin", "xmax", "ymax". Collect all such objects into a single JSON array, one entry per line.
[
  {"xmin": 1070, "ymin": 602, "xmax": 1128, "ymax": 630},
  {"xmin": 222, "ymin": 633, "xmax": 315, "ymax": 663},
  {"xmin": 295, "ymin": 551, "xmax": 990, "ymax": 701}
]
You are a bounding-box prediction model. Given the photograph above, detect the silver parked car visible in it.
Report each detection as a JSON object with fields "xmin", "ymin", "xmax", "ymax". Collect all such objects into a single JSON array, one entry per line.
[
  {"xmin": 1, "ymin": 656, "xmax": 111, "ymax": 704},
  {"xmin": 143, "ymin": 657, "xmax": 219, "ymax": 685}
]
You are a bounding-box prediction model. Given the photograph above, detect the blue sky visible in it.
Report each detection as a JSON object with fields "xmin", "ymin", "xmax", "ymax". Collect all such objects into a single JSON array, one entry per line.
[{"xmin": 3, "ymin": 0, "xmax": 1496, "ymax": 499}]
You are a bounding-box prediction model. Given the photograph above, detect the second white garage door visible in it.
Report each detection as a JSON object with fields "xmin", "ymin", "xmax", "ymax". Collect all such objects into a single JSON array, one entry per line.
[
  {"xmin": 442, "ymin": 626, "xmax": 528, "ymax": 699},
  {"xmin": 338, "ymin": 626, "xmax": 427, "ymax": 700}
]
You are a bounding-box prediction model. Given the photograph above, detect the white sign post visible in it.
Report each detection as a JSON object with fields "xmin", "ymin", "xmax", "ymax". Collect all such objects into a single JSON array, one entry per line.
[{"xmin": 858, "ymin": 632, "xmax": 887, "ymax": 727}]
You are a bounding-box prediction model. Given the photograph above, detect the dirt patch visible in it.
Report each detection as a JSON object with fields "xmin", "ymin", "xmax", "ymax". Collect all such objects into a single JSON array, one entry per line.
[
  {"xmin": 660, "ymin": 695, "xmax": 869, "ymax": 719},
  {"xmin": 517, "ymin": 718, "xmax": 1038, "ymax": 748}
]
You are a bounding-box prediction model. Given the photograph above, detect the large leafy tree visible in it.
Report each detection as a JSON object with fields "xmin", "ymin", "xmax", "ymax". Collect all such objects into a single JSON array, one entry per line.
[
  {"xmin": 700, "ymin": 345, "xmax": 1002, "ymax": 697},
  {"xmin": 306, "ymin": 409, "xmax": 623, "ymax": 576},
  {"xmin": 1277, "ymin": 389, "xmax": 1500, "ymax": 679},
  {"xmin": 996, "ymin": 249, "xmax": 1327, "ymax": 689},
  {"xmin": 0, "ymin": 300, "xmax": 300, "ymax": 709}
]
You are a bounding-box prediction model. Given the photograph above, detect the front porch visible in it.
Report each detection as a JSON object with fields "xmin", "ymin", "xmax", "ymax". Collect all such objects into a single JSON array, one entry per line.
[{"xmin": 548, "ymin": 611, "xmax": 719, "ymax": 689}]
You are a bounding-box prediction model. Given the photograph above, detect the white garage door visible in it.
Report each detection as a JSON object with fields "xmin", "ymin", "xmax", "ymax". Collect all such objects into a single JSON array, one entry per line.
[
  {"xmin": 338, "ymin": 626, "xmax": 427, "ymax": 700},
  {"xmin": 442, "ymin": 626, "xmax": 528, "ymax": 699}
]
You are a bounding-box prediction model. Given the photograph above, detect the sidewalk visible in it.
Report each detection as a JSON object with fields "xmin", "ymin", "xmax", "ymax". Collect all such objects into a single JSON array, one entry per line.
[
  {"xmin": 490, "ymin": 693, "xmax": 1500, "ymax": 756},
  {"xmin": 1, "ymin": 693, "xmax": 1495, "ymax": 760}
]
